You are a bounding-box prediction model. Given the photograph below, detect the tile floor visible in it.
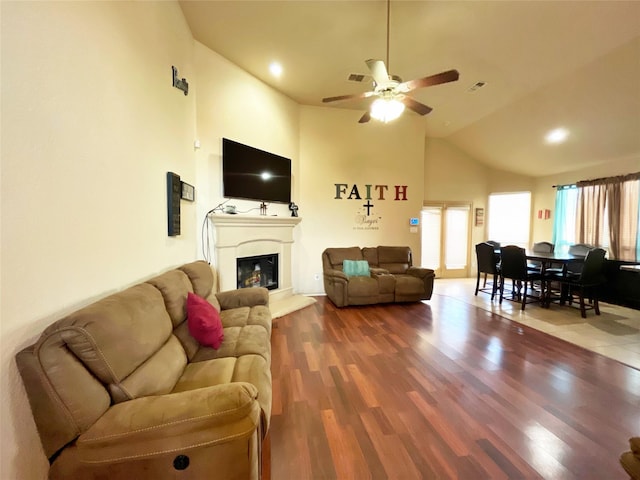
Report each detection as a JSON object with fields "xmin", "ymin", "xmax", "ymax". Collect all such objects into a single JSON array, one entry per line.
[{"xmin": 433, "ymin": 277, "xmax": 640, "ymax": 371}]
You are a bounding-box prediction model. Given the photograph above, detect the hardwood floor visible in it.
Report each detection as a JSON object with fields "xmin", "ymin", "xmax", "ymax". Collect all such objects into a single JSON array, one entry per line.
[{"xmin": 268, "ymin": 295, "xmax": 640, "ymax": 479}]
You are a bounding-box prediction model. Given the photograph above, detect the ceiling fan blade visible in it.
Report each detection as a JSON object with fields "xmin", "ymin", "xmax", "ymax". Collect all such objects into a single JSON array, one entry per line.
[
  {"xmin": 322, "ymin": 91, "xmax": 376, "ymax": 103},
  {"xmin": 358, "ymin": 111, "xmax": 371, "ymax": 123},
  {"xmin": 365, "ymin": 59, "xmax": 390, "ymax": 86},
  {"xmin": 401, "ymin": 96, "xmax": 433, "ymax": 116},
  {"xmin": 399, "ymin": 69, "xmax": 460, "ymax": 93}
]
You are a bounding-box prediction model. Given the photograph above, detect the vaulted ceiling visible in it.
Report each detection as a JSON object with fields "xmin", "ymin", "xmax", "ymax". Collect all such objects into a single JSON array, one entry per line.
[{"xmin": 179, "ymin": 1, "xmax": 640, "ymax": 177}]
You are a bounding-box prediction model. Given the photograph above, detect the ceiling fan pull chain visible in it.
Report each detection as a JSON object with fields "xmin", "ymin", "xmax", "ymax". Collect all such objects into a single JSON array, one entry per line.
[{"xmin": 386, "ymin": 0, "xmax": 390, "ymax": 77}]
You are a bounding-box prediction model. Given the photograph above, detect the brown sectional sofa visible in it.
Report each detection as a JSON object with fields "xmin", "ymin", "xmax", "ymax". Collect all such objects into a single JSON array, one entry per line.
[
  {"xmin": 16, "ymin": 260, "xmax": 271, "ymax": 480},
  {"xmin": 322, "ymin": 246, "xmax": 435, "ymax": 307}
]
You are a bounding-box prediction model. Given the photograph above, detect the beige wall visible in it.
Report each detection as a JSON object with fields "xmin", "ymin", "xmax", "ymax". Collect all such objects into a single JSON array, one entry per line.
[
  {"xmin": 1, "ymin": 2, "xmax": 196, "ymax": 478},
  {"xmin": 424, "ymin": 138, "xmax": 489, "ymax": 254},
  {"xmin": 424, "ymin": 138, "xmax": 534, "ymax": 271},
  {"xmin": 1, "ymin": 6, "xmax": 301, "ymax": 477},
  {"xmin": 192, "ymin": 40, "xmax": 300, "ymax": 265},
  {"xmin": 298, "ymin": 106, "xmax": 425, "ymax": 294}
]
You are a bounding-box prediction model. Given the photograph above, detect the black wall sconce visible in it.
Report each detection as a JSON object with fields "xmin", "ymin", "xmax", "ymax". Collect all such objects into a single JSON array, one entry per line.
[{"xmin": 172, "ymin": 66, "xmax": 189, "ymax": 96}]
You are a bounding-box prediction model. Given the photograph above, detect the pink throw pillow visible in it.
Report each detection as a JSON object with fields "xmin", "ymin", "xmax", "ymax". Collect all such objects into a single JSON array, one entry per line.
[{"xmin": 187, "ymin": 292, "xmax": 224, "ymax": 349}]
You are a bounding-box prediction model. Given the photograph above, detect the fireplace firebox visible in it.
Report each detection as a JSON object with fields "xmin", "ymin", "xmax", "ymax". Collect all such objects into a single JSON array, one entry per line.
[{"xmin": 237, "ymin": 254, "xmax": 278, "ymax": 290}]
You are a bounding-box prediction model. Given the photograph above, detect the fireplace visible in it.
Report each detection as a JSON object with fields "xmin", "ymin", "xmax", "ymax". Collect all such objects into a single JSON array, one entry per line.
[
  {"xmin": 237, "ymin": 254, "xmax": 279, "ymax": 290},
  {"xmin": 208, "ymin": 215, "xmax": 301, "ymax": 301}
]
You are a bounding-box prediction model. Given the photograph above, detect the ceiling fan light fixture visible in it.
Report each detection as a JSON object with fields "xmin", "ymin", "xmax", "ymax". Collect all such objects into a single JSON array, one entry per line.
[
  {"xmin": 545, "ymin": 127, "xmax": 569, "ymax": 144},
  {"xmin": 370, "ymin": 98, "xmax": 405, "ymax": 123}
]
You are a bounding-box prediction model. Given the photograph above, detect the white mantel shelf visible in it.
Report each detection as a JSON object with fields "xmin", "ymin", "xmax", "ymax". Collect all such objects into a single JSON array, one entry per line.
[
  {"xmin": 208, "ymin": 214, "xmax": 301, "ymax": 301},
  {"xmin": 209, "ymin": 214, "xmax": 302, "ymax": 227}
]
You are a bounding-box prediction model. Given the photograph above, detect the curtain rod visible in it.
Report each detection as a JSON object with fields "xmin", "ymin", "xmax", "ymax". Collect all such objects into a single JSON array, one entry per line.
[{"xmin": 553, "ymin": 171, "xmax": 639, "ymax": 188}]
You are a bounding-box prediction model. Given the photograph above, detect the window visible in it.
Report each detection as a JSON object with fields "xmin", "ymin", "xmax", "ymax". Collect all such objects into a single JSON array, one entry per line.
[
  {"xmin": 487, "ymin": 192, "xmax": 531, "ymax": 247},
  {"xmin": 552, "ymin": 186, "xmax": 578, "ymax": 254},
  {"xmin": 552, "ymin": 173, "xmax": 640, "ymax": 261}
]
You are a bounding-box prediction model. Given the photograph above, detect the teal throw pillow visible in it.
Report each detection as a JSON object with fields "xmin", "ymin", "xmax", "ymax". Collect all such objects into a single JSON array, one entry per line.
[{"xmin": 343, "ymin": 259, "xmax": 370, "ymax": 277}]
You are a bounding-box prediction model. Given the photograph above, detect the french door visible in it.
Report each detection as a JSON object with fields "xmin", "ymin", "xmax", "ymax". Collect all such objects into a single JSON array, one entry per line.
[{"xmin": 421, "ymin": 202, "xmax": 471, "ymax": 278}]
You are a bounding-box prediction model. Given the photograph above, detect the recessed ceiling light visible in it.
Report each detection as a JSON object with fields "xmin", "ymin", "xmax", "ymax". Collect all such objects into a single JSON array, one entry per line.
[
  {"xmin": 545, "ymin": 127, "xmax": 569, "ymax": 144},
  {"xmin": 269, "ymin": 62, "xmax": 283, "ymax": 77}
]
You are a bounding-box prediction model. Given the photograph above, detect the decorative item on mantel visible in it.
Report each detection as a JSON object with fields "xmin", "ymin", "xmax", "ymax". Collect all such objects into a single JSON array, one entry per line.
[{"xmin": 289, "ymin": 202, "xmax": 299, "ymax": 217}]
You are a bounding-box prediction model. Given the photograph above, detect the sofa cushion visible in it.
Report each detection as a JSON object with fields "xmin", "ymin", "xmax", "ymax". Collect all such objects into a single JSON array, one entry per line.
[
  {"xmin": 346, "ymin": 276, "xmax": 379, "ymax": 297},
  {"xmin": 173, "ymin": 354, "xmax": 272, "ymax": 430},
  {"xmin": 374, "ymin": 272, "xmax": 396, "ymax": 294},
  {"xmin": 47, "ymin": 284, "xmax": 177, "ymax": 400},
  {"xmin": 394, "ymin": 274, "xmax": 426, "ymax": 295},
  {"xmin": 180, "ymin": 260, "xmax": 221, "ymax": 311},
  {"xmin": 187, "ymin": 292, "xmax": 224, "ymax": 349},
  {"xmin": 343, "ymin": 259, "xmax": 370, "ymax": 277},
  {"xmin": 146, "ymin": 270, "xmax": 193, "ymax": 327},
  {"xmin": 362, "ymin": 247, "xmax": 379, "ymax": 266},
  {"xmin": 192, "ymin": 325, "xmax": 271, "ymax": 363},
  {"xmin": 174, "ymin": 303, "xmax": 271, "ymax": 363},
  {"xmin": 219, "ymin": 305, "xmax": 272, "ymax": 335},
  {"xmin": 111, "ymin": 335, "xmax": 187, "ymax": 403},
  {"xmin": 326, "ymin": 247, "xmax": 364, "ymax": 268},
  {"xmin": 377, "ymin": 246, "xmax": 412, "ymax": 274}
]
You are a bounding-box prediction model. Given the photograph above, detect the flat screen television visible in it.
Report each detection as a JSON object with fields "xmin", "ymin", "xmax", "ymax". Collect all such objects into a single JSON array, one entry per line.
[{"xmin": 222, "ymin": 138, "xmax": 292, "ymax": 204}]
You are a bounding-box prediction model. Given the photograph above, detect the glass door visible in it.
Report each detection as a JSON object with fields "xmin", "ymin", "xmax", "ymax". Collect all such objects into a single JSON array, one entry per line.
[{"xmin": 421, "ymin": 203, "xmax": 471, "ymax": 278}]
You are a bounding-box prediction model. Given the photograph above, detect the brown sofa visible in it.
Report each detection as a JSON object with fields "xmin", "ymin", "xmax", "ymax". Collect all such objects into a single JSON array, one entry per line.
[
  {"xmin": 16, "ymin": 260, "xmax": 271, "ymax": 480},
  {"xmin": 621, "ymin": 437, "xmax": 640, "ymax": 480},
  {"xmin": 322, "ymin": 246, "xmax": 435, "ymax": 307}
]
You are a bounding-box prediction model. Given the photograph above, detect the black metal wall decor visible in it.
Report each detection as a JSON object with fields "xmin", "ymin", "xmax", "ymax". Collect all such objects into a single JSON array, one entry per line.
[{"xmin": 172, "ymin": 66, "xmax": 189, "ymax": 95}]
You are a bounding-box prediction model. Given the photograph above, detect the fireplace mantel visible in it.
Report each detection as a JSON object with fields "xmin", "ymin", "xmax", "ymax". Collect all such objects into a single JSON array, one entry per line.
[
  {"xmin": 209, "ymin": 214, "xmax": 301, "ymax": 301},
  {"xmin": 209, "ymin": 215, "xmax": 302, "ymax": 228}
]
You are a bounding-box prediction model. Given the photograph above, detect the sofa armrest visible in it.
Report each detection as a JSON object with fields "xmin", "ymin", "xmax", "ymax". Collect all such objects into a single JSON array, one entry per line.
[
  {"xmin": 407, "ymin": 266, "xmax": 435, "ymax": 280},
  {"xmin": 216, "ymin": 287, "xmax": 269, "ymax": 310},
  {"xmin": 323, "ymin": 268, "xmax": 348, "ymax": 281},
  {"xmin": 75, "ymin": 383, "xmax": 261, "ymax": 464}
]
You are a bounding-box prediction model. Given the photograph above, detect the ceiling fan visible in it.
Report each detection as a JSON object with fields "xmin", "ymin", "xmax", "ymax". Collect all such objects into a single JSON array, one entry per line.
[{"xmin": 322, "ymin": 0, "xmax": 460, "ymax": 123}]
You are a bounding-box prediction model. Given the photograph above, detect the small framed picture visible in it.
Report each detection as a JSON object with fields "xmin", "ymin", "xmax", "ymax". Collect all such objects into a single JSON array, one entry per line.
[
  {"xmin": 475, "ymin": 208, "xmax": 484, "ymax": 226},
  {"xmin": 181, "ymin": 181, "xmax": 195, "ymax": 202}
]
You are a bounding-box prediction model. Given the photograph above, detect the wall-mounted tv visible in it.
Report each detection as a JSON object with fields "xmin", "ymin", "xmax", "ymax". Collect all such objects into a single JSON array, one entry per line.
[{"xmin": 222, "ymin": 138, "xmax": 292, "ymax": 204}]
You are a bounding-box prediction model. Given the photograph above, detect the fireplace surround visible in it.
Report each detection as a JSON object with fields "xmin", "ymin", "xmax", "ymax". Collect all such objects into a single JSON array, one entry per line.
[{"xmin": 209, "ymin": 215, "xmax": 301, "ymax": 301}]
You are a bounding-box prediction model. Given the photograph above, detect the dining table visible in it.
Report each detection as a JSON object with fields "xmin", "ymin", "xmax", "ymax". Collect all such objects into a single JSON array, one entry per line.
[
  {"xmin": 524, "ymin": 250, "xmax": 587, "ymax": 307},
  {"xmin": 524, "ymin": 250, "xmax": 586, "ymax": 274}
]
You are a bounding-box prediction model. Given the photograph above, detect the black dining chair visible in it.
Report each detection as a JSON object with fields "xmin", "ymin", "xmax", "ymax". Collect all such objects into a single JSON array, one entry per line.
[
  {"xmin": 475, "ymin": 242, "xmax": 501, "ymax": 300},
  {"xmin": 527, "ymin": 241, "xmax": 555, "ymax": 273},
  {"xmin": 545, "ymin": 247, "xmax": 607, "ymax": 318},
  {"xmin": 499, "ymin": 245, "xmax": 543, "ymax": 310},
  {"xmin": 544, "ymin": 243, "xmax": 597, "ymax": 303}
]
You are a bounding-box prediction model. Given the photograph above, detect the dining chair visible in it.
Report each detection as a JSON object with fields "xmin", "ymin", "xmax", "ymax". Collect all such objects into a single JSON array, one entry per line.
[
  {"xmin": 479, "ymin": 240, "xmax": 501, "ymax": 287},
  {"xmin": 526, "ymin": 241, "xmax": 555, "ymax": 296},
  {"xmin": 527, "ymin": 241, "xmax": 555, "ymax": 272},
  {"xmin": 475, "ymin": 242, "xmax": 500, "ymax": 300},
  {"xmin": 499, "ymin": 245, "xmax": 543, "ymax": 310},
  {"xmin": 569, "ymin": 243, "xmax": 595, "ymax": 256},
  {"xmin": 545, "ymin": 247, "xmax": 607, "ymax": 318}
]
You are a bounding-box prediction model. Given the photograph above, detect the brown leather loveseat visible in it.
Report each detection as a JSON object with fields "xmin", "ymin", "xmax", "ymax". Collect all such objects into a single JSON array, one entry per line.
[
  {"xmin": 322, "ymin": 246, "xmax": 435, "ymax": 307},
  {"xmin": 16, "ymin": 260, "xmax": 271, "ymax": 479}
]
